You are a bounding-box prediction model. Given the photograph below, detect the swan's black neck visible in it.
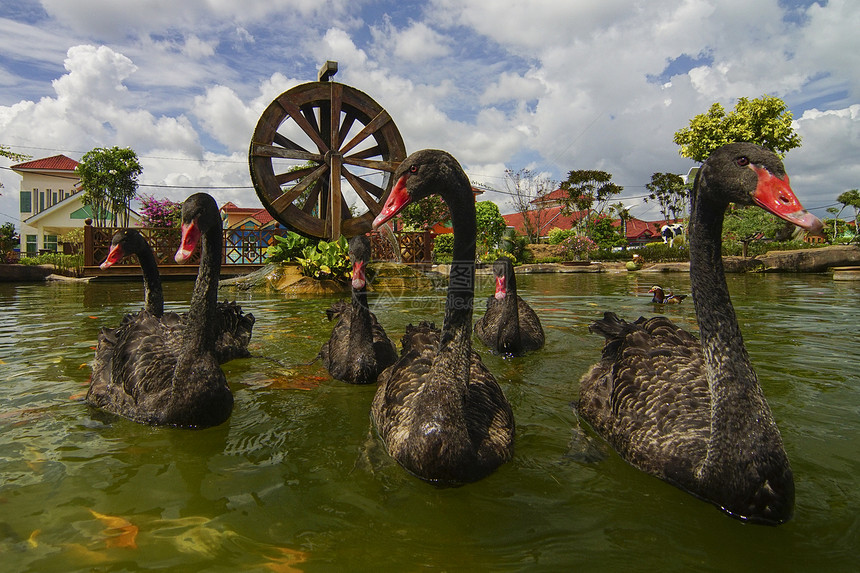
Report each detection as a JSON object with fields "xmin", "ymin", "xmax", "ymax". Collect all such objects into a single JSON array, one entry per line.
[
  {"xmin": 689, "ymin": 186, "xmax": 776, "ymax": 473},
  {"xmin": 350, "ymin": 287, "xmax": 373, "ymax": 347},
  {"xmin": 434, "ymin": 179, "xmax": 477, "ymax": 384},
  {"xmin": 183, "ymin": 224, "xmax": 221, "ymax": 355},
  {"xmin": 136, "ymin": 243, "xmax": 164, "ymax": 317}
]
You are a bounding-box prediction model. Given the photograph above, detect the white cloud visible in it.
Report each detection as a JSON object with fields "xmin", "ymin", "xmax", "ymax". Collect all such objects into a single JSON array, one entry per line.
[{"xmin": 1, "ymin": 0, "xmax": 858, "ymax": 225}]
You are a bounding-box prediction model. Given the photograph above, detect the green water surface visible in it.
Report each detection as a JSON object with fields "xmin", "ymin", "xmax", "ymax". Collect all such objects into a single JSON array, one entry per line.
[{"xmin": 0, "ymin": 271, "xmax": 858, "ymax": 571}]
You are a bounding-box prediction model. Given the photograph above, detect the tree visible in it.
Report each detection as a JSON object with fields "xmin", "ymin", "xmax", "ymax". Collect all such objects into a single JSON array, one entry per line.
[
  {"xmin": 836, "ymin": 189, "xmax": 860, "ymax": 239},
  {"xmin": 586, "ymin": 213, "xmax": 626, "ymax": 250},
  {"xmin": 559, "ymin": 169, "xmax": 622, "ymax": 234},
  {"xmin": 722, "ymin": 205, "xmax": 785, "ymax": 257},
  {"xmin": 644, "ymin": 172, "xmax": 689, "ymax": 223},
  {"xmin": 673, "ymin": 95, "xmax": 801, "ymax": 162},
  {"xmin": 76, "ymin": 146, "xmax": 143, "ymax": 227},
  {"xmin": 475, "ymin": 200, "xmax": 506, "ymax": 252},
  {"xmin": 504, "ymin": 168, "xmax": 557, "ymax": 244},
  {"xmin": 0, "ymin": 145, "xmax": 31, "ymax": 196},
  {"xmin": 610, "ymin": 201, "xmax": 632, "ymax": 240},
  {"xmin": 0, "ymin": 222, "xmax": 19, "ymax": 261},
  {"xmin": 399, "ymin": 195, "xmax": 450, "ymax": 231}
]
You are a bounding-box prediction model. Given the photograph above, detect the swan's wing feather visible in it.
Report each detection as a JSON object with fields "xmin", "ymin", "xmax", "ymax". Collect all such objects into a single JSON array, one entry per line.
[{"xmin": 579, "ymin": 314, "xmax": 708, "ymax": 479}]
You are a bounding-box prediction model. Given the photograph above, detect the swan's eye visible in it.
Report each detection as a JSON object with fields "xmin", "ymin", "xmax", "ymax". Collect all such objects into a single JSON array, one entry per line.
[
  {"xmin": 735, "ymin": 157, "xmax": 750, "ymax": 167},
  {"xmin": 409, "ymin": 165, "xmax": 418, "ymax": 174}
]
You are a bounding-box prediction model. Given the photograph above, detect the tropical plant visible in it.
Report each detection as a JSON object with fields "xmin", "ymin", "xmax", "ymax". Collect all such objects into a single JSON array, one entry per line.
[
  {"xmin": 836, "ymin": 189, "xmax": 860, "ymax": 240},
  {"xmin": 559, "ymin": 169, "xmax": 622, "ymax": 234},
  {"xmin": 76, "ymin": 146, "xmax": 143, "ymax": 227},
  {"xmin": 673, "ymin": 95, "xmax": 801, "ymax": 162},
  {"xmin": 295, "ymin": 236, "xmax": 350, "ymax": 281},
  {"xmin": 585, "ymin": 213, "xmax": 626, "ymax": 250},
  {"xmin": 499, "ymin": 228, "xmax": 531, "ymax": 263},
  {"xmin": 400, "ymin": 195, "xmax": 449, "ymax": 231},
  {"xmin": 475, "ymin": 201, "xmax": 506, "ymax": 252},
  {"xmin": 138, "ymin": 195, "xmax": 182, "ymax": 228},
  {"xmin": 645, "ymin": 172, "xmax": 689, "ymax": 223},
  {"xmin": 0, "ymin": 222, "xmax": 19, "ymax": 261},
  {"xmin": 560, "ymin": 234, "xmax": 598, "ymax": 260},
  {"xmin": 264, "ymin": 231, "xmax": 314, "ymax": 263},
  {"xmin": 432, "ymin": 233, "xmax": 454, "ymax": 263}
]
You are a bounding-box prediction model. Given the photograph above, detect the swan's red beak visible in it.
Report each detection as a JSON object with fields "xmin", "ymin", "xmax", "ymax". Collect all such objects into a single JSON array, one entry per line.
[
  {"xmin": 373, "ymin": 175, "xmax": 412, "ymax": 229},
  {"xmin": 494, "ymin": 274, "xmax": 507, "ymax": 300},
  {"xmin": 352, "ymin": 260, "xmax": 366, "ymax": 290},
  {"xmin": 751, "ymin": 166, "xmax": 824, "ymax": 235},
  {"xmin": 100, "ymin": 243, "xmax": 124, "ymax": 270},
  {"xmin": 175, "ymin": 220, "xmax": 201, "ymax": 263}
]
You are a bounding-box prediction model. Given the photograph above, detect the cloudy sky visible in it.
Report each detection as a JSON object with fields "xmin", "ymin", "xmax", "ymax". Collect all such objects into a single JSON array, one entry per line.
[{"xmin": 1, "ymin": 0, "xmax": 858, "ymax": 230}]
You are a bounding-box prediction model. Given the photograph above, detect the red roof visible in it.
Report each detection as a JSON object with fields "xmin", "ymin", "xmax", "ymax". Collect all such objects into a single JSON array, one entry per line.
[
  {"xmin": 253, "ymin": 208, "xmax": 274, "ymax": 225},
  {"xmin": 11, "ymin": 154, "xmax": 79, "ymax": 171},
  {"xmin": 502, "ymin": 206, "xmax": 588, "ymax": 235},
  {"xmin": 530, "ymin": 188, "xmax": 567, "ymax": 204}
]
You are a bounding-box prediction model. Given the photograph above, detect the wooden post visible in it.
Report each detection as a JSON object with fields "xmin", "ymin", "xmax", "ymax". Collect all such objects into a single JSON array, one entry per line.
[
  {"xmin": 84, "ymin": 219, "xmax": 94, "ymax": 266},
  {"xmin": 423, "ymin": 230, "xmax": 433, "ymax": 263},
  {"xmin": 318, "ymin": 60, "xmax": 338, "ymax": 82}
]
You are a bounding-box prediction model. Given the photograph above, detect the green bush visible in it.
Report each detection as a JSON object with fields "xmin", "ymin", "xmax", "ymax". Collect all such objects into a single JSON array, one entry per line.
[
  {"xmin": 295, "ymin": 235, "xmax": 350, "ymax": 281},
  {"xmin": 547, "ymin": 227, "xmax": 577, "ymax": 245},
  {"xmin": 265, "ymin": 231, "xmax": 351, "ymax": 282},
  {"xmin": 265, "ymin": 231, "xmax": 313, "ymax": 263},
  {"xmin": 20, "ymin": 252, "xmax": 84, "ymax": 275},
  {"xmin": 479, "ymin": 248, "xmax": 517, "ymax": 266},
  {"xmin": 433, "ymin": 233, "xmax": 454, "ymax": 263}
]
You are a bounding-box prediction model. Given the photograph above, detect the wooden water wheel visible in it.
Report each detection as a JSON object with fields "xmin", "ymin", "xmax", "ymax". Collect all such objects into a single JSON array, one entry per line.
[{"xmin": 249, "ymin": 65, "xmax": 406, "ymax": 239}]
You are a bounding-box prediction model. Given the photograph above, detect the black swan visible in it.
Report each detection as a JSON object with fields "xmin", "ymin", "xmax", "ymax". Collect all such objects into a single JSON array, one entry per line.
[
  {"xmin": 319, "ymin": 235, "xmax": 397, "ymax": 384},
  {"xmin": 648, "ymin": 285, "xmax": 687, "ymax": 304},
  {"xmin": 577, "ymin": 143, "xmax": 823, "ymax": 524},
  {"xmin": 87, "ymin": 193, "xmax": 234, "ymax": 428},
  {"xmin": 474, "ymin": 256, "xmax": 545, "ymax": 355},
  {"xmin": 99, "ymin": 228, "xmax": 255, "ymax": 363},
  {"xmin": 370, "ymin": 149, "xmax": 515, "ymax": 484}
]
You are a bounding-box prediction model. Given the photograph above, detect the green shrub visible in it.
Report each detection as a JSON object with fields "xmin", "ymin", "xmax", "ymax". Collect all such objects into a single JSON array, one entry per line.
[
  {"xmin": 433, "ymin": 233, "xmax": 454, "ymax": 263},
  {"xmin": 265, "ymin": 231, "xmax": 313, "ymax": 263},
  {"xmin": 500, "ymin": 229, "xmax": 531, "ymax": 263},
  {"xmin": 20, "ymin": 252, "xmax": 84, "ymax": 275},
  {"xmin": 547, "ymin": 227, "xmax": 577, "ymax": 245},
  {"xmin": 295, "ymin": 235, "xmax": 351, "ymax": 281},
  {"xmin": 479, "ymin": 248, "xmax": 517, "ymax": 266}
]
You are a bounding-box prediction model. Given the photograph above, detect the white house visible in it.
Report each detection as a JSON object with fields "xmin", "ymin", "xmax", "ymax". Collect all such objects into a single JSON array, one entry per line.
[{"xmin": 12, "ymin": 154, "xmax": 140, "ymax": 255}]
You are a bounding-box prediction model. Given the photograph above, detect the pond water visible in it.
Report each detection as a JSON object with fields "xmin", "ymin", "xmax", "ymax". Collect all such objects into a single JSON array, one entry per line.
[{"xmin": 0, "ymin": 270, "xmax": 858, "ymax": 571}]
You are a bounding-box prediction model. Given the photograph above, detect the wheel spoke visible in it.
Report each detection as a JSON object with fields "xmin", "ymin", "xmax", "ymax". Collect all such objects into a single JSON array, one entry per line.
[
  {"xmin": 339, "ymin": 110, "xmax": 393, "ymax": 155},
  {"xmin": 342, "ymin": 168, "xmax": 382, "ymax": 213},
  {"xmin": 271, "ymin": 162, "xmax": 329, "ymax": 212},
  {"xmin": 337, "ymin": 112, "xmax": 358, "ymax": 149},
  {"xmin": 277, "ymin": 94, "xmax": 330, "ymax": 153},
  {"xmin": 328, "ymin": 153, "xmax": 343, "ymax": 239},
  {"xmin": 252, "ymin": 143, "xmax": 322, "ymax": 163},
  {"xmin": 300, "ymin": 104, "xmax": 321, "ymax": 140},
  {"xmin": 342, "ymin": 157, "xmax": 400, "ymax": 172},
  {"xmin": 346, "ymin": 145, "xmax": 382, "ymax": 161},
  {"xmin": 301, "ymin": 181, "xmax": 321, "ymax": 214},
  {"xmin": 330, "ymin": 83, "xmax": 342, "ymax": 150},
  {"xmin": 252, "ymin": 81, "xmax": 405, "ymax": 239},
  {"xmin": 274, "ymin": 166, "xmax": 314, "ymax": 186},
  {"xmin": 272, "ymin": 132, "xmax": 309, "ymax": 153}
]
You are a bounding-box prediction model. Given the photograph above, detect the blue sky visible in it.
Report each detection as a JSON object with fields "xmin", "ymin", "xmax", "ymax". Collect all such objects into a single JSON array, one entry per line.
[{"xmin": 1, "ymin": 0, "xmax": 858, "ymax": 228}]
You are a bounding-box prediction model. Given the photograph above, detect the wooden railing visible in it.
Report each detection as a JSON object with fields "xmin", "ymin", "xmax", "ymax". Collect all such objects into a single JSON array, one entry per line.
[{"xmin": 83, "ymin": 221, "xmax": 437, "ymax": 268}]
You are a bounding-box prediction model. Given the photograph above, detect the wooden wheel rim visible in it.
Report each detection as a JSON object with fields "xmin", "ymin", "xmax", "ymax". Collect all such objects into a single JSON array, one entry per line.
[{"xmin": 249, "ymin": 81, "xmax": 406, "ymax": 239}]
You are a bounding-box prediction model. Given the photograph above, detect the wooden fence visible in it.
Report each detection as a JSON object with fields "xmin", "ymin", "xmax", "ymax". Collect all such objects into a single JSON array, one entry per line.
[{"xmin": 83, "ymin": 221, "xmax": 436, "ymax": 274}]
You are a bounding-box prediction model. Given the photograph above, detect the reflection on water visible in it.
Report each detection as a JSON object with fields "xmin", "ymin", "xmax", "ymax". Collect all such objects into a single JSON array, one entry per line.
[{"xmin": 0, "ymin": 272, "xmax": 858, "ymax": 570}]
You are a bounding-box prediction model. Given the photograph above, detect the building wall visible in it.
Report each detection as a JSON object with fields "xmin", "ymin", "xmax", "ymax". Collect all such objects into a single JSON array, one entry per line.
[
  {"xmin": 18, "ymin": 171, "xmax": 82, "ymax": 254},
  {"xmin": 17, "ymin": 170, "xmax": 139, "ymax": 255}
]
